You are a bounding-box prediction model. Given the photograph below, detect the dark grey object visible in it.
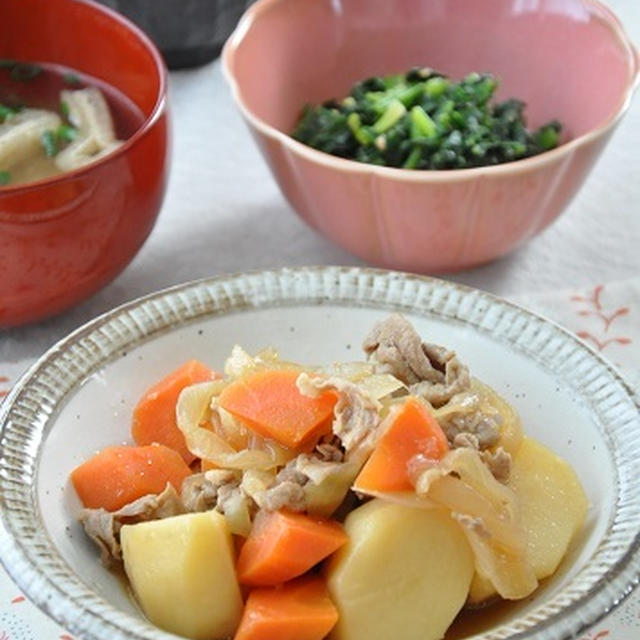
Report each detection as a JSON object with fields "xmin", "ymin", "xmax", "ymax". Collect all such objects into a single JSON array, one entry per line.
[{"xmin": 98, "ymin": 0, "xmax": 254, "ymax": 69}]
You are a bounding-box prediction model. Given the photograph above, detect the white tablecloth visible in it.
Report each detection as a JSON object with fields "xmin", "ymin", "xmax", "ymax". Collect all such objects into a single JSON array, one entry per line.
[{"xmin": 0, "ymin": 0, "xmax": 639, "ymax": 637}]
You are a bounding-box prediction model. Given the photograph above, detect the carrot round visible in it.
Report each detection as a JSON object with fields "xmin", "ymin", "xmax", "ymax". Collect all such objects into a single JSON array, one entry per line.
[
  {"xmin": 132, "ymin": 359, "xmax": 215, "ymax": 464},
  {"xmin": 354, "ymin": 397, "xmax": 449, "ymax": 493},
  {"xmin": 237, "ymin": 510, "xmax": 348, "ymax": 587},
  {"xmin": 71, "ymin": 444, "xmax": 192, "ymax": 511},
  {"xmin": 234, "ymin": 577, "xmax": 338, "ymax": 640},
  {"xmin": 217, "ymin": 370, "xmax": 336, "ymax": 450}
]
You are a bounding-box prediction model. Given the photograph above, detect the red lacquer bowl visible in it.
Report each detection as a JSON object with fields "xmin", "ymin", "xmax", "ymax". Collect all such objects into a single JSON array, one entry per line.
[{"xmin": 0, "ymin": 0, "xmax": 169, "ymax": 327}]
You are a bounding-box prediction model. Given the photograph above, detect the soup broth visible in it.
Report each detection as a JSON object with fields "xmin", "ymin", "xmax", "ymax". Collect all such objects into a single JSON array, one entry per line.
[{"xmin": 0, "ymin": 61, "xmax": 145, "ymax": 187}]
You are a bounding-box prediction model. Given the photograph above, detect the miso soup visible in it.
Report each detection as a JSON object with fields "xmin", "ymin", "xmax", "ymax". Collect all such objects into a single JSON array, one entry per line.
[{"xmin": 0, "ymin": 61, "xmax": 145, "ymax": 187}]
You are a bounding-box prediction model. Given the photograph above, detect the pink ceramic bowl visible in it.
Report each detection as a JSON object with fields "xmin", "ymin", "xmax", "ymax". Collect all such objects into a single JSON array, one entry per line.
[{"xmin": 223, "ymin": 0, "xmax": 639, "ymax": 273}]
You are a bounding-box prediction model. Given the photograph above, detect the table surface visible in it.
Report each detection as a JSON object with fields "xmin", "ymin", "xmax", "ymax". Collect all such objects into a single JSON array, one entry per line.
[{"xmin": 2, "ymin": 0, "xmax": 640, "ymax": 362}]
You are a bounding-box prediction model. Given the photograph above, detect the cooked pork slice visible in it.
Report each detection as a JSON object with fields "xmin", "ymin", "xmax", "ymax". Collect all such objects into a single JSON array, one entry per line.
[
  {"xmin": 262, "ymin": 463, "xmax": 308, "ymax": 511},
  {"xmin": 297, "ymin": 373, "xmax": 382, "ymax": 455},
  {"xmin": 362, "ymin": 314, "xmax": 470, "ymax": 407},
  {"xmin": 480, "ymin": 447, "xmax": 512, "ymax": 483},
  {"xmin": 363, "ymin": 314, "xmax": 442, "ymax": 385},
  {"xmin": 314, "ymin": 436, "xmax": 345, "ymax": 463},
  {"xmin": 79, "ymin": 483, "xmax": 184, "ymax": 566},
  {"xmin": 452, "ymin": 432, "xmax": 480, "ymax": 450},
  {"xmin": 182, "ymin": 470, "xmax": 255, "ymax": 533},
  {"xmin": 181, "ymin": 470, "xmax": 239, "ymax": 513},
  {"xmin": 439, "ymin": 408, "xmax": 502, "ymax": 450}
]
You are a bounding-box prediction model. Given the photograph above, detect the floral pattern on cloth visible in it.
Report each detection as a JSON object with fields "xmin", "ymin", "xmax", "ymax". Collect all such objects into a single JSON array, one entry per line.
[
  {"xmin": 0, "ymin": 588, "xmax": 75, "ymax": 639},
  {"xmin": 0, "ymin": 278, "xmax": 638, "ymax": 638},
  {"xmin": 516, "ymin": 277, "xmax": 639, "ymax": 391}
]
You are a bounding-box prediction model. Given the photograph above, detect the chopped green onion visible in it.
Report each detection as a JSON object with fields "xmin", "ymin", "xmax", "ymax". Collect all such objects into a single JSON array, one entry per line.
[
  {"xmin": 373, "ymin": 99, "xmax": 406, "ymax": 134},
  {"xmin": 396, "ymin": 83, "xmax": 427, "ymax": 108},
  {"xmin": 0, "ymin": 104, "xmax": 17, "ymax": 122},
  {"xmin": 424, "ymin": 77, "xmax": 449, "ymax": 98},
  {"xmin": 406, "ymin": 67, "xmax": 436, "ymax": 82},
  {"xmin": 0, "ymin": 171, "xmax": 11, "ymax": 186},
  {"xmin": 63, "ymin": 72, "xmax": 82, "ymax": 85},
  {"xmin": 60, "ymin": 100, "xmax": 70, "ymax": 118},
  {"xmin": 382, "ymin": 74, "xmax": 404, "ymax": 90},
  {"xmin": 403, "ymin": 146, "xmax": 423, "ymax": 169},
  {"xmin": 410, "ymin": 106, "xmax": 437, "ymax": 139},
  {"xmin": 0, "ymin": 59, "xmax": 16, "ymax": 69},
  {"xmin": 41, "ymin": 130, "xmax": 58, "ymax": 157},
  {"xmin": 10, "ymin": 63, "xmax": 42, "ymax": 81},
  {"xmin": 347, "ymin": 113, "xmax": 373, "ymax": 145},
  {"xmin": 534, "ymin": 123, "xmax": 561, "ymax": 150},
  {"xmin": 342, "ymin": 96, "xmax": 357, "ymax": 109},
  {"xmin": 56, "ymin": 123, "xmax": 78, "ymax": 143}
]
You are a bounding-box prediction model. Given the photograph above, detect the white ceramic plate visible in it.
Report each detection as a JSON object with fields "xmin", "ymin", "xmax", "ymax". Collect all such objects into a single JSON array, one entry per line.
[{"xmin": 0, "ymin": 267, "xmax": 638, "ymax": 640}]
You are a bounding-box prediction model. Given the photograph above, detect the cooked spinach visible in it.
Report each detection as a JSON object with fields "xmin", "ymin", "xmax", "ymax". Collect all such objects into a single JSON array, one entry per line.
[{"xmin": 292, "ymin": 68, "xmax": 562, "ymax": 170}]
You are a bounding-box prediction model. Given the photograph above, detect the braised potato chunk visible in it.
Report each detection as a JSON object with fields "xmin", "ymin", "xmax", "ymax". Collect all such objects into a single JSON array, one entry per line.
[
  {"xmin": 327, "ymin": 500, "xmax": 474, "ymax": 640},
  {"xmin": 468, "ymin": 436, "xmax": 588, "ymax": 604},
  {"xmin": 121, "ymin": 511, "xmax": 243, "ymax": 640}
]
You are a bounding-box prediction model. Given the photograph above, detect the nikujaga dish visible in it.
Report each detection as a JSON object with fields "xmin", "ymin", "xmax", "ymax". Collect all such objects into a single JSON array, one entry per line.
[{"xmin": 71, "ymin": 314, "xmax": 587, "ymax": 640}]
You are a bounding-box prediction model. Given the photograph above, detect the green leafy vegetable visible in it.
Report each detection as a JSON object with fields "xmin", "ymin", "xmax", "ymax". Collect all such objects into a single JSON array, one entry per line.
[
  {"xmin": 0, "ymin": 59, "xmax": 17, "ymax": 69},
  {"xmin": 292, "ymin": 69, "xmax": 563, "ymax": 170},
  {"xmin": 373, "ymin": 100, "xmax": 407, "ymax": 134},
  {"xmin": 534, "ymin": 121, "xmax": 561, "ymax": 150},
  {"xmin": 10, "ymin": 63, "xmax": 43, "ymax": 81},
  {"xmin": 60, "ymin": 100, "xmax": 70, "ymax": 118},
  {"xmin": 63, "ymin": 71, "xmax": 82, "ymax": 86},
  {"xmin": 0, "ymin": 170, "xmax": 11, "ymax": 186},
  {"xmin": 41, "ymin": 130, "xmax": 58, "ymax": 157}
]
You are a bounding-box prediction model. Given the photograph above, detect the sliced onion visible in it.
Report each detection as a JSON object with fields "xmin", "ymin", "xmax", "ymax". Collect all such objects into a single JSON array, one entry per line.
[
  {"xmin": 220, "ymin": 490, "xmax": 253, "ymax": 537},
  {"xmin": 473, "ymin": 379, "xmax": 523, "ymax": 456},
  {"xmin": 354, "ymin": 487, "xmax": 439, "ymax": 511},
  {"xmin": 176, "ymin": 381, "xmax": 292, "ymax": 470},
  {"xmin": 318, "ymin": 361, "xmax": 375, "ymax": 382},
  {"xmin": 223, "ymin": 345, "xmax": 302, "ymax": 379},
  {"xmin": 303, "ymin": 459, "xmax": 362, "ymax": 518},
  {"xmin": 433, "ymin": 379, "xmax": 523, "ymax": 456},
  {"xmin": 359, "ymin": 373, "xmax": 406, "ymax": 401},
  {"xmin": 213, "ymin": 406, "xmax": 251, "ymax": 451},
  {"xmin": 453, "ymin": 511, "xmax": 538, "ymax": 600},
  {"xmin": 241, "ymin": 469, "xmax": 276, "ymax": 509},
  {"xmin": 415, "ymin": 448, "xmax": 537, "ymax": 599}
]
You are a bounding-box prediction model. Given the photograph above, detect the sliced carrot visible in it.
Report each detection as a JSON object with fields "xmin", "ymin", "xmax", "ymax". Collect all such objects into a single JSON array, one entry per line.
[
  {"xmin": 237, "ymin": 509, "xmax": 348, "ymax": 587},
  {"xmin": 354, "ymin": 397, "xmax": 449, "ymax": 493},
  {"xmin": 132, "ymin": 360, "xmax": 216, "ymax": 464},
  {"xmin": 71, "ymin": 444, "xmax": 192, "ymax": 511},
  {"xmin": 217, "ymin": 370, "xmax": 336, "ymax": 450},
  {"xmin": 234, "ymin": 577, "xmax": 338, "ymax": 640}
]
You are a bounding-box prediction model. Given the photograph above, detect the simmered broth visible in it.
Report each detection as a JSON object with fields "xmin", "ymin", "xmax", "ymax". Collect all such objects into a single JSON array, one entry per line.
[{"xmin": 0, "ymin": 61, "xmax": 145, "ymax": 187}]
